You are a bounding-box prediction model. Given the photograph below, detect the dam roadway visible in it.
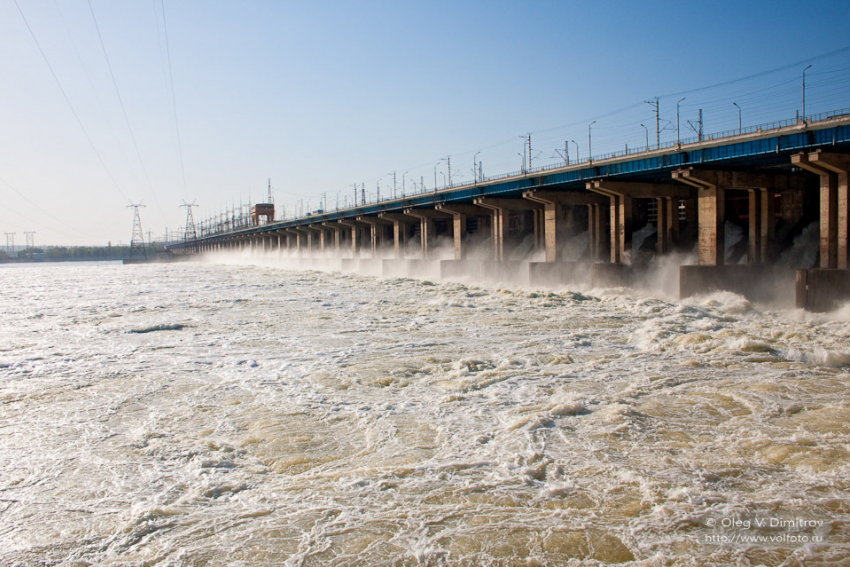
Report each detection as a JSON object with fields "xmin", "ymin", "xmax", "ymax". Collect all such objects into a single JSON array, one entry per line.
[{"xmin": 169, "ymin": 110, "xmax": 850, "ymax": 311}]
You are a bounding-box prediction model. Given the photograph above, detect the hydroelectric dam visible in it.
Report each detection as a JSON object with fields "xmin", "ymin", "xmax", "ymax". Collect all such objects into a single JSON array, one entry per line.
[{"xmin": 168, "ymin": 111, "xmax": 850, "ymax": 311}]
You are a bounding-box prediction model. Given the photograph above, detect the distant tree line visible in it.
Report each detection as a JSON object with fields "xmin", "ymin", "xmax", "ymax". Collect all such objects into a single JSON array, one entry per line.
[{"xmin": 0, "ymin": 244, "xmax": 164, "ymax": 262}]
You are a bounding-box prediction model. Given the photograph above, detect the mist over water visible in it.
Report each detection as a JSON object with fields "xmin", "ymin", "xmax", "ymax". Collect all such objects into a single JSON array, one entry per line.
[{"xmin": 1, "ymin": 258, "xmax": 849, "ymax": 565}]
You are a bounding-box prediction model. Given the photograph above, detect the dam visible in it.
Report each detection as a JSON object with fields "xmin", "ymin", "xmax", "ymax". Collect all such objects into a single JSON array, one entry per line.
[{"xmin": 169, "ymin": 111, "xmax": 850, "ymax": 311}]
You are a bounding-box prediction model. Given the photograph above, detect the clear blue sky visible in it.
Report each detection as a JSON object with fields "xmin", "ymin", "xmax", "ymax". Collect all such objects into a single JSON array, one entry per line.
[{"xmin": 3, "ymin": 0, "xmax": 850, "ymax": 246}]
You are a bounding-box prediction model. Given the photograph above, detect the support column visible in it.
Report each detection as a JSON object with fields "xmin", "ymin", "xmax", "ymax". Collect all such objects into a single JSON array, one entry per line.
[
  {"xmin": 435, "ymin": 204, "xmax": 490, "ymax": 260},
  {"xmin": 524, "ymin": 191, "xmax": 608, "ymax": 262},
  {"xmin": 379, "ymin": 213, "xmax": 417, "ymax": 259},
  {"xmin": 588, "ymin": 203, "xmax": 605, "ymax": 262},
  {"xmin": 338, "ymin": 220, "xmax": 368, "ymax": 258},
  {"xmin": 672, "ymin": 171, "xmax": 726, "ymax": 265},
  {"xmin": 357, "ymin": 216, "xmax": 394, "ymax": 259},
  {"xmin": 403, "ymin": 208, "xmax": 452, "ymax": 259},
  {"xmin": 792, "ymin": 151, "xmax": 850, "ymax": 269},
  {"xmin": 656, "ymin": 197, "xmax": 677, "ymax": 255},
  {"xmin": 473, "ymin": 198, "xmax": 542, "ymax": 261},
  {"xmin": 322, "ymin": 222, "xmax": 345, "ymax": 253},
  {"xmin": 747, "ymin": 189, "xmax": 764, "ymax": 264},
  {"xmin": 675, "ymin": 169, "xmax": 807, "ymax": 266}
]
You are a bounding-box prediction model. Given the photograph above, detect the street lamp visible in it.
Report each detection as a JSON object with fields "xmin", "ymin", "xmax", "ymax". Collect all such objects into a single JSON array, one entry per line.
[
  {"xmin": 733, "ymin": 102, "xmax": 742, "ymax": 134},
  {"xmin": 517, "ymin": 152, "xmax": 526, "ymax": 173},
  {"xmin": 571, "ymin": 140, "xmax": 579, "ymax": 163},
  {"xmin": 434, "ymin": 163, "xmax": 440, "ymax": 193},
  {"xmin": 588, "ymin": 121, "xmax": 597, "ymax": 164},
  {"xmin": 473, "ymin": 152, "xmax": 481, "ymax": 182},
  {"xmin": 802, "ymin": 64, "xmax": 813, "ymax": 122},
  {"xmin": 440, "ymin": 172, "xmax": 446, "ymax": 187},
  {"xmin": 402, "ymin": 171, "xmax": 408, "ymax": 197},
  {"xmin": 676, "ymin": 97, "xmax": 686, "ymax": 144},
  {"xmin": 640, "ymin": 124, "xmax": 649, "ymax": 149}
]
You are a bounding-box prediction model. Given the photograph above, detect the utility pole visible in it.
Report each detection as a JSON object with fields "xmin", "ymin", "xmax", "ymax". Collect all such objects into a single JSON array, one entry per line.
[
  {"xmin": 527, "ymin": 134, "xmax": 532, "ymax": 171},
  {"xmin": 353, "ymin": 184, "xmax": 357, "ymax": 207},
  {"xmin": 553, "ymin": 141, "xmax": 569, "ymax": 166},
  {"xmin": 267, "ymin": 178, "xmax": 273, "ymax": 203},
  {"xmin": 361, "ymin": 183, "xmax": 365, "ymax": 206},
  {"xmin": 676, "ymin": 97, "xmax": 686, "ymax": 144},
  {"xmin": 127, "ymin": 202, "xmax": 147, "ymax": 260},
  {"xmin": 391, "ymin": 171, "xmax": 397, "ymax": 198},
  {"xmin": 646, "ymin": 98, "xmax": 660, "ymax": 148},
  {"xmin": 687, "ymin": 109, "xmax": 704, "ymax": 142}
]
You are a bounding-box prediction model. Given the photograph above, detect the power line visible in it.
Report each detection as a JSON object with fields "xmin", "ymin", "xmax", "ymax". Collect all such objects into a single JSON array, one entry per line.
[
  {"xmin": 87, "ymin": 0, "xmax": 168, "ymax": 225},
  {"xmin": 13, "ymin": 0, "xmax": 129, "ymax": 203},
  {"xmin": 0, "ymin": 175, "xmax": 104, "ymax": 239},
  {"xmin": 161, "ymin": 0, "xmax": 189, "ymax": 201}
]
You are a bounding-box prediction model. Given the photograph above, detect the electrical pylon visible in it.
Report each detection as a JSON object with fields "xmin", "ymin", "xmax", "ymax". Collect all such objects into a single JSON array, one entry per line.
[
  {"xmin": 24, "ymin": 231, "xmax": 35, "ymax": 249},
  {"xmin": 181, "ymin": 200, "xmax": 198, "ymax": 254},
  {"xmin": 127, "ymin": 202, "xmax": 147, "ymax": 260},
  {"xmin": 4, "ymin": 232, "xmax": 15, "ymax": 256}
]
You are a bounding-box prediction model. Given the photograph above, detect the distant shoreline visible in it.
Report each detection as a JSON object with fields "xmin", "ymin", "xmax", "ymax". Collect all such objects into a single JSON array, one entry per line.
[{"xmin": 0, "ymin": 257, "xmax": 125, "ymax": 264}]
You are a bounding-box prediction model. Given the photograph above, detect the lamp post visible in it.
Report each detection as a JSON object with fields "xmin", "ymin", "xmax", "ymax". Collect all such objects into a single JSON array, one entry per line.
[
  {"xmin": 802, "ymin": 64, "xmax": 813, "ymax": 122},
  {"xmin": 571, "ymin": 140, "xmax": 579, "ymax": 163},
  {"xmin": 434, "ymin": 163, "xmax": 440, "ymax": 192},
  {"xmin": 517, "ymin": 152, "xmax": 526, "ymax": 173},
  {"xmin": 733, "ymin": 102, "xmax": 742, "ymax": 134},
  {"xmin": 473, "ymin": 152, "xmax": 481, "ymax": 182},
  {"xmin": 588, "ymin": 121, "xmax": 597, "ymax": 164},
  {"xmin": 676, "ymin": 97, "xmax": 686, "ymax": 144},
  {"xmin": 640, "ymin": 123, "xmax": 649, "ymax": 149},
  {"xmin": 402, "ymin": 171, "xmax": 408, "ymax": 197}
]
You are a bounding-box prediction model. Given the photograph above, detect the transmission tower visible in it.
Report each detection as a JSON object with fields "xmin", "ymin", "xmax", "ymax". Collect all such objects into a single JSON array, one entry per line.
[
  {"xmin": 4, "ymin": 232, "xmax": 15, "ymax": 256},
  {"xmin": 127, "ymin": 202, "xmax": 147, "ymax": 260},
  {"xmin": 181, "ymin": 200, "xmax": 199, "ymax": 254},
  {"xmin": 24, "ymin": 231, "xmax": 35, "ymax": 249}
]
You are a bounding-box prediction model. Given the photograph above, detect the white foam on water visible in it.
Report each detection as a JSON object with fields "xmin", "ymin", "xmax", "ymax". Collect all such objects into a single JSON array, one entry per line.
[{"xmin": 1, "ymin": 259, "xmax": 848, "ymax": 564}]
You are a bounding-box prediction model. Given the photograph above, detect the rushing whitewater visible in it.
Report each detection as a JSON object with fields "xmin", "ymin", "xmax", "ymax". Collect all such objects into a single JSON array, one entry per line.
[{"xmin": 1, "ymin": 258, "xmax": 849, "ymax": 565}]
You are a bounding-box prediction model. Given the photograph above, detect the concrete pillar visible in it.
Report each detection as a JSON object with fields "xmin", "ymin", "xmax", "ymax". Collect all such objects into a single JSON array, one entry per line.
[
  {"xmin": 322, "ymin": 222, "xmax": 345, "ymax": 253},
  {"xmin": 403, "ymin": 208, "xmax": 452, "ymax": 259},
  {"xmin": 524, "ymin": 190, "xmax": 608, "ymax": 262},
  {"xmin": 588, "ymin": 203, "xmax": 605, "ymax": 262},
  {"xmin": 672, "ymin": 171, "xmax": 725, "ymax": 265},
  {"xmin": 675, "ymin": 169, "xmax": 807, "ymax": 266},
  {"xmin": 792, "ymin": 151, "xmax": 850, "ymax": 269},
  {"xmin": 357, "ymin": 216, "xmax": 393, "ymax": 259},
  {"xmin": 338, "ymin": 220, "xmax": 368, "ymax": 258},
  {"xmin": 284, "ymin": 229, "xmax": 303, "ymax": 256},
  {"xmin": 588, "ymin": 181, "xmax": 693, "ymax": 264},
  {"xmin": 656, "ymin": 197, "xmax": 678, "ymax": 255},
  {"xmin": 434, "ymin": 204, "xmax": 490, "ymax": 260},
  {"xmin": 473, "ymin": 198, "xmax": 542, "ymax": 261},
  {"xmin": 379, "ymin": 213, "xmax": 417, "ymax": 259}
]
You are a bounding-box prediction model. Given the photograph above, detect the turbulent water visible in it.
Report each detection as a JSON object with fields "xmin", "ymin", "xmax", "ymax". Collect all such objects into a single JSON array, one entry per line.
[{"xmin": 1, "ymin": 257, "xmax": 849, "ymax": 566}]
